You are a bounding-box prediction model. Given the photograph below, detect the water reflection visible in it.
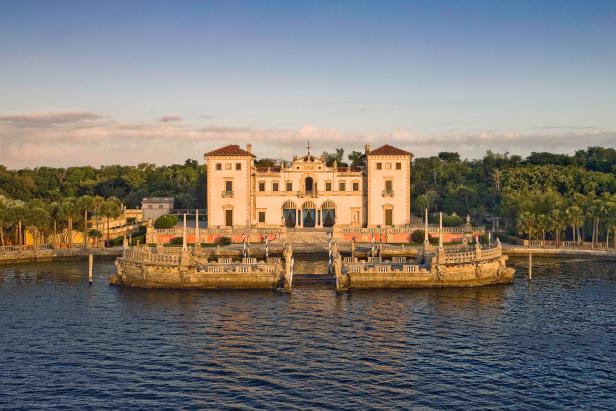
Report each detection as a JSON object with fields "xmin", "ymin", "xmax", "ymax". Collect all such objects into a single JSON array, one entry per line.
[{"xmin": 1, "ymin": 258, "xmax": 615, "ymax": 409}]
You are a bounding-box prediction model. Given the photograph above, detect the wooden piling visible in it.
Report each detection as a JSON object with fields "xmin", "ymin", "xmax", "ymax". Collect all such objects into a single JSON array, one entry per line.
[
  {"xmin": 88, "ymin": 254, "xmax": 93, "ymax": 285},
  {"xmin": 528, "ymin": 252, "xmax": 532, "ymax": 279}
]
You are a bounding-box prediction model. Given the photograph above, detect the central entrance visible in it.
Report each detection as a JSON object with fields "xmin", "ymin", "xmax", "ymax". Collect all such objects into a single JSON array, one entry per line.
[
  {"xmin": 282, "ymin": 200, "xmax": 297, "ymax": 228},
  {"xmin": 302, "ymin": 201, "xmax": 316, "ymax": 228},
  {"xmin": 321, "ymin": 200, "xmax": 336, "ymax": 227}
]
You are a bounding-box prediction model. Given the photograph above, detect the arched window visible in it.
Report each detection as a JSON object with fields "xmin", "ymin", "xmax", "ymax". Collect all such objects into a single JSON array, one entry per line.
[
  {"xmin": 302, "ymin": 201, "xmax": 316, "ymax": 209},
  {"xmin": 305, "ymin": 176, "xmax": 314, "ymax": 193}
]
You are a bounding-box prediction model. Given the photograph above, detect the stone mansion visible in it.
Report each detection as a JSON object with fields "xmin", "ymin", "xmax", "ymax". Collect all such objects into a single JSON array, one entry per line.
[{"xmin": 204, "ymin": 143, "xmax": 412, "ymax": 229}]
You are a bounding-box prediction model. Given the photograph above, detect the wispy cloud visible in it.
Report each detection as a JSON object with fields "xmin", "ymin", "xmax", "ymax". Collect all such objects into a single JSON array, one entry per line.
[
  {"xmin": 0, "ymin": 111, "xmax": 103, "ymax": 128},
  {"xmin": 0, "ymin": 110, "xmax": 614, "ymax": 168},
  {"xmin": 159, "ymin": 115, "xmax": 182, "ymax": 123}
]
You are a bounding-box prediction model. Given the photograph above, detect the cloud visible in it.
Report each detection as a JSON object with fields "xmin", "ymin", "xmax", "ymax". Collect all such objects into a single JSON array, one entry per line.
[
  {"xmin": 159, "ymin": 115, "xmax": 183, "ymax": 123},
  {"xmin": 200, "ymin": 114, "xmax": 218, "ymax": 119},
  {"xmin": 0, "ymin": 110, "xmax": 614, "ymax": 168},
  {"xmin": 0, "ymin": 111, "xmax": 103, "ymax": 128}
]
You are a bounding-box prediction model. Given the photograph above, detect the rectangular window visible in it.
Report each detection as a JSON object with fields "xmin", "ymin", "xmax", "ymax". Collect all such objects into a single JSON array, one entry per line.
[
  {"xmin": 225, "ymin": 181, "xmax": 233, "ymax": 192},
  {"xmin": 352, "ymin": 182, "xmax": 359, "ymax": 191},
  {"xmin": 385, "ymin": 180, "xmax": 393, "ymax": 192},
  {"xmin": 385, "ymin": 209, "xmax": 393, "ymax": 226},
  {"xmin": 376, "ymin": 162, "xmax": 382, "ymax": 170},
  {"xmin": 339, "ymin": 181, "xmax": 346, "ymax": 191},
  {"xmin": 272, "ymin": 182, "xmax": 279, "ymax": 191},
  {"xmin": 236, "ymin": 163, "xmax": 242, "ymax": 170},
  {"xmin": 386, "ymin": 162, "xmax": 392, "ymax": 169},
  {"xmin": 259, "ymin": 182, "xmax": 265, "ymax": 192},
  {"xmin": 216, "ymin": 163, "xmax": 222, "ymax": 171},
  {"xmin": 325, "ymin": 182, "xmax": 332, "ymax": 191},
  {"xmin": 286, "ymin": 182, "xmax": 293, "ymax": 191},
  {"xmin": 225, "ymin": 209, "xmax": 233, "ymax": 226},
  {"xmin": 258, "ymin": 211, "xmax": 266, "ymax": 223},
  {"xmin": 396, "ymin": 162, "xmax": 401, "ymax": 170}
]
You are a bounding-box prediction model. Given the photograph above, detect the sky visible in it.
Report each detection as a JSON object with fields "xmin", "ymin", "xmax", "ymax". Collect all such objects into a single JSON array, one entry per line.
[{"xmin": 0, "ymin": 0, "xmax": 615, "ymax": 168}]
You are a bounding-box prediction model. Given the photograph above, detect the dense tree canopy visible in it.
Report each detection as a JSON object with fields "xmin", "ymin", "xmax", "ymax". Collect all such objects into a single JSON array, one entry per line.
[{"xmin": 1, "ymin": 146, "xmax": 615, "ymax": 246}]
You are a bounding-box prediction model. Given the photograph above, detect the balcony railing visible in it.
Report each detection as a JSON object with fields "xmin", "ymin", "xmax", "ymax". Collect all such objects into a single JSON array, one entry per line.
[
  {"xmin": 382, "ymin": 189, "xmax": 394, "ymax": 197},
  {"xmin": 297, "ymin": 190, "xmax": 318, "ymax": 197},
  {"xmin": 221, "ymin": 190, "xmax": 234, "ymax": 198}
]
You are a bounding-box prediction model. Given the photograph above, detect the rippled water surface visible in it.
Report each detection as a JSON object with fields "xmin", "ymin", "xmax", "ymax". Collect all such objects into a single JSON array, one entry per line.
[{"xmin": 1, "ymin": 257, "xmax": 615, "ymax": 409}]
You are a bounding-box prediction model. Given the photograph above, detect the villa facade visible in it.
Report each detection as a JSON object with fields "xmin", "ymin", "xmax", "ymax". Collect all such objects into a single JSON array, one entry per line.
[{"xmin": 204, "ymin": 143, "xmax": 412, "ymax": 229}]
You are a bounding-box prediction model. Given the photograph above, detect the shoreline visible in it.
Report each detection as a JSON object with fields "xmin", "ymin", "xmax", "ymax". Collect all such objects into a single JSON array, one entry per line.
[
  {"xmin": 502, "ymin": 245, "xmax": 616, "ymax": 260},
  {"xmin": 0, "ymin": 247, "xmax": 123, "ymax": 265}
]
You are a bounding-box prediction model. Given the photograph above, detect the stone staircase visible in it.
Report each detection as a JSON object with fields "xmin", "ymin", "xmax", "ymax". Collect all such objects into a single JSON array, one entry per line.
[
  {"xmin": 286, "ymin": 229, "xmax": 331, "ymax": 250},
  {"xmin": 292, "ymin": 250, "xmax": 335, "ymax": 286}
]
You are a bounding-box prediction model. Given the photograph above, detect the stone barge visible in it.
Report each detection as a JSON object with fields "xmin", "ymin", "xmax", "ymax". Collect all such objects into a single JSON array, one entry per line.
[
  {"xmin": 110, "ymin": 244, "xmax": 293, "ymax": 290},
  {"xmin": 333, "ymin": 239, "xmax": 514, "ymax": 291}
]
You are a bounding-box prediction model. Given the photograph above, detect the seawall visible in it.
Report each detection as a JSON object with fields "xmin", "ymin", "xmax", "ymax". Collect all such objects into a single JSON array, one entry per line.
[
  {"xmin": 503, "ymin": 246, "xmax": 616, "ymax": 260},
  {"xmin": 0, "ymin": 247, "xmax": 123, "ymax": 265}
]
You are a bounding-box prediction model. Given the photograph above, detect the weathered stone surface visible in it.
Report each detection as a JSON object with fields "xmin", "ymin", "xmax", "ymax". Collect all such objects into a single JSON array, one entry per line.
[{"xmin": 0, "ymin": 247, "xmax": 122, "ymax": 265}]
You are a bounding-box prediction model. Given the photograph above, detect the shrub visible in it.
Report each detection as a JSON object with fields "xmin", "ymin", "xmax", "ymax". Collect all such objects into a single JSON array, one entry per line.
[
  {"xmin": 170, "ymin": 236, "xmax": 183, "ymax": 245},
  {"xmin": 154, "ymin": 214, "xmax": 178, "ymax": 229},
  {"xmin": 411, "ymin": 229, "xmax": 425, "ymax": 243},
  {"xmin": 443, "ymin": 214, "xmax": 464, "ymax": 227},
  {"xmin": 130, "ymin": 234, "xmax": 145, "ymax": 246},
  {"xmin": 216, "ymin": 236, "xmax": 231, "ymax": 246},
  {"xmin": 109, "ymin": 236, "xmax": 125, "ymax": 246}
]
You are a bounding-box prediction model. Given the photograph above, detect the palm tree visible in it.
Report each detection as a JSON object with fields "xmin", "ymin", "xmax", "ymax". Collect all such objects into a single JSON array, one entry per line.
[
  {"xmin": 0, "ymin": 201, "xmax": 6, "ymax": 246},
  {"xmin": 92, "ymin": 196, "xmax": 105, "ymax": 247},
  {"xmin": 101, "ymin": 198, "xmax": 121, "ymax": 246},
  {"xmin": 566, "ymin": 206, "xmax": 583, "ymax": 247},
  {"xmin": 47, "ymin": 201, "xmax": 61, "ymax": 247},
  {"xmin": 24, "ymin": 205, "xmax": 51, "ymax": 248},
  {"xmin": 589, "ymin": 197, "xmax": 607, "ymax": 249},
  {"xmin": 549, "ymin": 209, "xmax": 566, "ymax": 248},
  {"xmin": 347, "ymin": 150, "xmax": 365, "ymax": 167},
  {"xmin": 59, "ymin": 198, "xmax": 77, "ymax": 248},
  {"xmin": 602, "ymin": 194, "xmax": 616, "ymax": 249},
  {"xmin": 13, "ymin": 205, "xmax": 25, "ymax": 246},
  {"xmin": 536, "ymin": 214, "xmax": 549, "ymax": 247},
  {"xmin": 517, "ymin": 211, "xmax": 536, "ymax": 247},
  {"xmin": 76, "ymin": 195, "xmax": 94, "ymax": 248}
]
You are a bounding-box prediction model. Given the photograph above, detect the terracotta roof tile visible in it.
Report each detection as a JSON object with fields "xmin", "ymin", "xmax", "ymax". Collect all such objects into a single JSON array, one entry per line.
[
  {"xmin": 205, "ymin": 144, "xmax": 255, "ymax": 157},
  {"xmin": 368, "ymin": 144, "xmax": 412, "ymax": 156}
]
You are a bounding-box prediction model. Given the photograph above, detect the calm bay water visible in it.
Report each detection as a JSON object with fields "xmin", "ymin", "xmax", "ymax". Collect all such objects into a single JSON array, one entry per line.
[{"xmin": 1, "ymin": 257, "xmax": 615, "ymax": 409}]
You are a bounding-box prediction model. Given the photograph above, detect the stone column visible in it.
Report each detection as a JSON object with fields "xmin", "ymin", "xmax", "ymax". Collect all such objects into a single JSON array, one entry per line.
[
  {"xmin": 424, "ymin": 208, "xmax": 429, "ymax": 246},
  {"xmin": 438, "ymin": 212, "xmax": 444, "ymax": 249},
  {"xmin": 195, "ymin": 209, "xmax": 200, "ymax": 245},
  {"xmin": 182, "ymin": 213, "xmax": 187, "ymax": 250}
]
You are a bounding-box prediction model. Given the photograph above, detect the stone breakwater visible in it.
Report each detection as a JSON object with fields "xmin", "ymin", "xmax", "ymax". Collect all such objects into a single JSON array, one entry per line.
[
  {"xmin": 334, "ymin": 241, "xmax": 515, "ymax": 291},
  {"xmin": 0, "ymin": 246, "xmax": 122, "ymax": 265},
  {"xmin": 110, "ymin": 245, "xmax": 293, "ymax": 289}
]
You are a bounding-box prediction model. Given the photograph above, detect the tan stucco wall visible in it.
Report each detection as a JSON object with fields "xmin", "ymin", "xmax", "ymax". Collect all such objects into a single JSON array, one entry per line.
[
  {"xmin": 206, "ymin": 155, "xmax": 253, "ymax": 227},
  {"xmin": 366, "ymin": 154, "xmax": 411, "ymax": 227},
  {"xmin": 206, "ymin": 148, "xmax": 412, "ymax": 228}
]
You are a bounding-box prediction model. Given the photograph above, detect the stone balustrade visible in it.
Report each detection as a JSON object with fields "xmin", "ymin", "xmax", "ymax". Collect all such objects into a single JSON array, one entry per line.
[
  {"xmin": 121, "ymin": 245, "xmax": 281, "ymax": 274},
  {"xmin": 336, "ymin": 225, "xmax": 485, "ymax": 234}
]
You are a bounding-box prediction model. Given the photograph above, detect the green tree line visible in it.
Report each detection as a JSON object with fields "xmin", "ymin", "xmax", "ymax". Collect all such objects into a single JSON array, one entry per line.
[{"xmin": 1, "ymin": 146, "xmax": 615, "ymax": 247}]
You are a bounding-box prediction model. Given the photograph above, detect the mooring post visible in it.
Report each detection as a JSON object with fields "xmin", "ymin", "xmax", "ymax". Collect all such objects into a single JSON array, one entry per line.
[
  {"xmin": 88, "ymin": 254, "xmax": 93, "ymax": 285},
  {"xmin": 528, "ymin": 252, "xmax": 532, "ymax": 279}
]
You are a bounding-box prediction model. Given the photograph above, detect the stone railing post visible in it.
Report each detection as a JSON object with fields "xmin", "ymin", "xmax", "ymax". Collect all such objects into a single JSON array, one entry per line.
[{"xmin": 146, "ymin": 219, "xmax": 156, "ymax": 244}]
